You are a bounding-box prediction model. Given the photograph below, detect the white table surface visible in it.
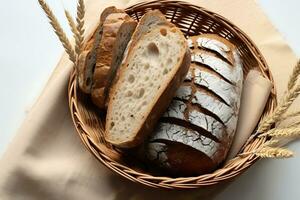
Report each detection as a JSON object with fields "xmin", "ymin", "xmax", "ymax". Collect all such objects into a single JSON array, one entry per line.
[{"xmin": 0, "ymin": 0, "xmax": 299, "ymax": 199}]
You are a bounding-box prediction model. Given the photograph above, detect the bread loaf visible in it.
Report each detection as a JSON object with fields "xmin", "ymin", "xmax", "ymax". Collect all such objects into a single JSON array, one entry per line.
[
  {"xmin": 105, "ymin": 10, "xmax": 191, "ymax": 148},
  {"xmin": 143, "ymin": 34, "xmax": 243, "ymax": 176}
]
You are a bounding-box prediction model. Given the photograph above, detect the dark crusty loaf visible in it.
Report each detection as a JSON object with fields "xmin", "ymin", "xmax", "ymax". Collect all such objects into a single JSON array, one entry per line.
[
  {"xmin": 105, "ymin": 10, "xmax": 191, "ymax": 148},
  {"xmin": 142, "ymin": 34, "xmax": 243, "ymax": 176}
]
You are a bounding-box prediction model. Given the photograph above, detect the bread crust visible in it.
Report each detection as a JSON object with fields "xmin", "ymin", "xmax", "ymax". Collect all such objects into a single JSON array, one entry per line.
[{"xmin": 188, "ymin": 34, "xmax": 235, "ymax": 64}]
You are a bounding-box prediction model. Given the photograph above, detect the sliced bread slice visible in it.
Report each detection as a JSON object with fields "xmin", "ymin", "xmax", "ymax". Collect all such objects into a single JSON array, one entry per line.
[
  {"xmin": 122, "ymin": 10, "xmax": 170, "ymax": 61},
  {"xmin": 105, "ymin": 11, "xmax": 191, "ymax": 148},
  {"xmin": 77, "ymin": 6, "xmax": 124, "ymax": 94},
  {"xmin": 91, "ymin": 13, "xmax": 137, "ymax": 108}
]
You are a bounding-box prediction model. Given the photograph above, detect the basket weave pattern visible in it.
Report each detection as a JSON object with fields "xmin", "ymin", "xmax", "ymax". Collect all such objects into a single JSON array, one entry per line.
[{"xmin": 68, "ymin": 0, "xmax": 277, "ymax": 189}]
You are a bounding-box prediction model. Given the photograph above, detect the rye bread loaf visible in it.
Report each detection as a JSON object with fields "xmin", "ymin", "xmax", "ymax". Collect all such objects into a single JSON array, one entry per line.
[
  {"xmin": 143, "ymin": 34, "xmax": 243, "ymax": 176},
  {"xmin": 105, "ymin": 10, "xmax": 191, "ymax": 148}
]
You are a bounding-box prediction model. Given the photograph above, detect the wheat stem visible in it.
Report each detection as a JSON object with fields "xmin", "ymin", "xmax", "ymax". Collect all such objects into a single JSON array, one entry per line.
[
  {"xmin": 38, "ymin": 0, "xmax": 76, "ymax": 64},
  {"xmin": 288, "ymin": 60, "xmax": 300, "ymax": 90},
  {"xmin": 75, "ymin": 0, "xmax": 85, "ymax": 55}
]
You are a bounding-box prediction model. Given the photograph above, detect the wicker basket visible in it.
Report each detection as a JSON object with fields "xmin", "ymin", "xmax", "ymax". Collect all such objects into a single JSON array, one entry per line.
[{"xmin": 68, "ymin": 0, "xmax": 277, "ymax": 189}]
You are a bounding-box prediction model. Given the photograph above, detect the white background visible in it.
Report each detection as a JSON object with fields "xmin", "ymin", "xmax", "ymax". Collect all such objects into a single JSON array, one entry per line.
[{"xmin": 0, "ymin": 0, "xmax": 299, "ymax": 199}]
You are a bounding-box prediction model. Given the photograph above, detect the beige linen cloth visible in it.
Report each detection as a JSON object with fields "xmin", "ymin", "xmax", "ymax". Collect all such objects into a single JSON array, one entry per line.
[
  {"xmin": 227, "ymin": 70, "xmax": 272, "ymax": 159},
  {"xmin": 0, "ymin": 0, "xmax": 298, "ymax": 200}
]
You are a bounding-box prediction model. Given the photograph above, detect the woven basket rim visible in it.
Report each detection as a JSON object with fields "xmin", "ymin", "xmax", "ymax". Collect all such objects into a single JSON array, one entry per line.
[{"xmin": 68, "ymin": 0, "xmax": 277, "ymax": 189}]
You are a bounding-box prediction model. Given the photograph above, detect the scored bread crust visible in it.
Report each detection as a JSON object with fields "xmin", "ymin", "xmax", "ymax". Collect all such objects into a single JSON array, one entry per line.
[
  {"xmin": 142, "ymin": 34, "xmax": 244, "ymax": 176},
  {"xmin": 105, "ymin": 11, "xmax": 191, "ymax": 148},
  {"xmin": 194, "ymin": 34, "xmax": 235, "ymax": 64}
]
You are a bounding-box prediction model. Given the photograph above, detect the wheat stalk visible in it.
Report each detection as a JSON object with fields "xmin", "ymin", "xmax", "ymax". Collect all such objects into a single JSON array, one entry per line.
[
  {"xmin": 288, "ymin": 60, "xmax": 300, "ymax": 90},
  {"xmin": 259, "ymin": 127, "xmax": 300, "ymax": 138},
  {"xmin": 38, "ymin": 0, "xmax": 76, "ymax": 64},
  {"xmin": 258, "ymin": 59, "xmax": 300, "ymax": 133},
  {"xmin": 255, "ymin": 147, "xmax": 293, "ymax": 158},
  {"xmin": 75, "ymin": 0, "xmax": 85, "ymax": 55},
  {"xmin": 245, "ymin": 61, "xmax": 300, "ymax": 159},
  {"xmin": 64, "ymin": 10, "xmax": 78, "ymax": 37},
  {"xmin": 65, "ymin": 9, "xmax": 85, "ymax": 68}
]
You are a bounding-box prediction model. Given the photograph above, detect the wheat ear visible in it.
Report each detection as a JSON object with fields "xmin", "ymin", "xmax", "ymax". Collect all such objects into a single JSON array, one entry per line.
[
  {"xmin": 255, "ymin": 147, "xmax": 293, "ymax": 158},
  {"xmin": 238, "ymin": 139, "xmax": 279, "ymax": 157},
  {"xmin": 258, "ymin": 84, "xmax": 300, "ymax": 133},
  {"xmin": 38, "ymin": 0, "xmax": 76, "ymax": 64},
  {"xmin": 259, "ymin": 127, "xmax": 300, "ymax": 138},
  {"xmin": 288, "ymin": 60, "xmax": 300, "ymax": 90},
  {"xmin": 262, "ymin": 139, "xmax": 280, "ymax": 147},
  {"xmin": 64, "ymin": 10, "xmax": 78, "ymax": 37},
  {"xmin": 75, "ymin": 0, "xmax": 85, "ymax": 55}
]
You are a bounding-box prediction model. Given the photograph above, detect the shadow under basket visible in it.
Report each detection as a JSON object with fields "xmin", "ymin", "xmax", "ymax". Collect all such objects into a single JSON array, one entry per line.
[{"xmin": 68, "ymin": 0, "xmax": 277, "ymax": 189}]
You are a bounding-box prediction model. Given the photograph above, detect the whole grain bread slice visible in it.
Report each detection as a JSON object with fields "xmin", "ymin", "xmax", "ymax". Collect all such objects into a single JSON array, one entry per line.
[
  {"xmin": 105, "ymin": 10, "xmax": 191, "ymax": 148},
  {"xmin": 77, "ymin": 6, "xmax": 124, "ymax": 94},
  {"xmin": 91, "ymin": 12, "xmax": 137, "ymax": 108}
]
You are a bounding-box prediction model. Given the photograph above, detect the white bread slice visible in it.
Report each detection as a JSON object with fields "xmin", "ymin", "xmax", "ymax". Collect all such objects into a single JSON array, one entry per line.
[
  {"xmin": 105, "ymin": 11, "xmax": 191, "ymax": 148},
  {"xmin": 121, "ymin": 10, "xmax": 170, "ymax": 61}
]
